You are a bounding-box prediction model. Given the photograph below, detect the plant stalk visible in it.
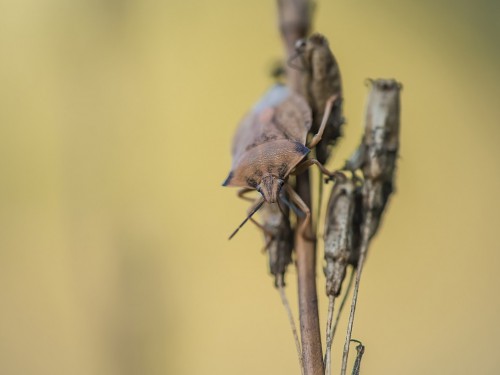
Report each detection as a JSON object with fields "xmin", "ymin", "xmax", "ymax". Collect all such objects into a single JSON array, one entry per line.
[{"xmin": 277, "ymin": 2, "xmax": 324, "ymax": 373}]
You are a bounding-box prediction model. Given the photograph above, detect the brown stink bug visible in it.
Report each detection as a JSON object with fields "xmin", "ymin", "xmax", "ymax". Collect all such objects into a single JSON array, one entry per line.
[
  {"xmin": 223, "ymin": 83, "xmax": 339, "ymax": 239},
  {"xmin": 292, "ymin": 33, "xmax": 344, "ymax": 164}
]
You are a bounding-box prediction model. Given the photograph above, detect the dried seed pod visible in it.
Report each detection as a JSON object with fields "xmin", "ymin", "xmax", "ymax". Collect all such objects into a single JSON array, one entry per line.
[
  {"xmin": 363, "ymin": 79, "xmax": 400, "ymax": 181},
  {"xmin": 294, "ymin": 33, "xmax": 344, "ymax": 164},
  {"xmin": 323, "ymin": 175, "xmax": 363, "ymax": 375},
  {"xmin": 345, "ymin": 78, "xmax": 401, "ymax": 238},
  {"xmin": 362, "ymin": 79, "xmax": 401, "ymax": 240},
  {"xmin": 340, "ymin": 79, "xmax": 401, "ymax": 375},
  {"xmin": 259, "ymin": 202, "xmax": 294, "ymax": 288},
  {"xmin": 259, "ymin": 198, "xmax": 302, "ymax": 373},
  {"xmin": 323, "ymin": 176, "xmax": 359, "ymax": 297}
]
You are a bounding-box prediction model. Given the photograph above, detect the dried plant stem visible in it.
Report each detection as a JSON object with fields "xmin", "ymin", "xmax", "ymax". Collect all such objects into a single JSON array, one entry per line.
[
  {"xmin": 324, "ymin": 266, "xmax": 355, "ymax": 375},
  {"xmin": 277, "ymin": 275, "xmax": 304, "ymax": 375},
  {"xmin": 340, "ymin": 212, "xmax": 373, "ymax": 375},
  {"xmin": 277, "ymin": 1, "xmax": 324, "ymax": 374},
  {"xmin": 295, "ymin": 171, "xmax": 324, "ymax": 375},
  {"xmin": 324, "ymin": 296, "xmax": 335, "ymax": 375},
  {"xmin": 331, "ymin": 269, "xmax": 355, "ymax": 341},
  {"xmin": 351, "ymin": 340, "xmax": 365, "ymax": 375}
]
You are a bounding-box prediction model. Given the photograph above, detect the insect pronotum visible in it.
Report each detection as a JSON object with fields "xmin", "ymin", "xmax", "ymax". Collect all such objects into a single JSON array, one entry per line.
[{"xmin": 341, "ymin": 78, "xmax": 401, "ymax": 375}]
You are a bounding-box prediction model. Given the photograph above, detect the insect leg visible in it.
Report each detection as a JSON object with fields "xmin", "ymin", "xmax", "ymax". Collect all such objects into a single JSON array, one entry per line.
[
  {"xmin": 308, "ymin": 94, "xmax": 339, "ymax": 149},
  {"xmin": 285, "ymin": 184, "xmax": 312, "ymax": 241},
  {"xmin": 237, "ymin": 188, "xmax": 256, "ymax": 202},
  {"xmin": 293, "ymin": 158, "xmax": 343, "ymax": 181}
]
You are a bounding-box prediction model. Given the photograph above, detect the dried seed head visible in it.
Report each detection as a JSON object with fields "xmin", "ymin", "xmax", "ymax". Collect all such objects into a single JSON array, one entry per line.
[
  {"xmin": 338, "ymin": 80, "xmax": 401, "ymax": 373},
  {"xmin": 363, "ymin": 78, "xmax": 401, "ymax": 181},
  {"xmin": 259, "ymin": 202, "xmax": 293, "ymax": 287},
  {"xmin": 362, "ymin": 79, "xmax": 401, "ymax": 239},
  {"xmin": 323, "ymin": 176, "xmax": 361, "ymax": 296},
  {"xmin": 295, "ymin": 33, "xmax": 344, "ymax": 164}
]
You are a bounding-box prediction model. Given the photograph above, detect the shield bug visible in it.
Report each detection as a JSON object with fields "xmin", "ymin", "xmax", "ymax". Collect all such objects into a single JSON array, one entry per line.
[
  {"xmin": 223, "ymin": 83, "xmax": 339, "ymax": 239},
  {"xmin": 292, "ymin": 33, "xmax": 344, "ymax": 164}
]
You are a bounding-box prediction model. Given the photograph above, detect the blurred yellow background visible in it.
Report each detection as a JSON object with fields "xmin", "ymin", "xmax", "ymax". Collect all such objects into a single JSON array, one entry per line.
[{"xmin": 1, "ymin": 1, "xmax": 499, "ymax": 374}]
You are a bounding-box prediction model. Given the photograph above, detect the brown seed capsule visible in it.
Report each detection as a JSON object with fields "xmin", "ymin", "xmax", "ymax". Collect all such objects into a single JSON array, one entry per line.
[
  {"xmin": 346, "ymin": 78, "xmax": 401, "ymax": 238},
  {"xmin": 340, "ymin": 79, "xmax": 401, "ymax": 375},
  {"xmin": 323, "ymin": 176, "xmax": 360, "ymax": 297},
  {"xmin": 363, "ymin": 79, "xmax": 400, "ymax": 180},
  {"xmin": 294, "ymin": 33, "xmax": 344, "ymax": 164},
  {"xmin": 223, "ymin": 83, "xmax": 339, "ymax": 239},
  {"xmin": 259, "ymin": 202, "xmax": 294, "ymax": 288}
]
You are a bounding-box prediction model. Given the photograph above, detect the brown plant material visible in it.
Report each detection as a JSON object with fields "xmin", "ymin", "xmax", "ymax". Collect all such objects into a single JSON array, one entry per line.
[
  {"xmin": 260, "ymin": 202, "xmax": 294, "ymax": 288},
  {"xmin": 350, "ymin": 340, "xmax": 365, "ymax": 375},
  {"xmin": 341, "ymin": 78, "xmax": 401, "ymax": 375},
  {"xmin": 322, "ymin": 175, "xmax": 361, "ymax": 375},
  {"xmin": 324, "ymin": 176, "xmax": 359, "ymax": 298},
  {"xmin": 258, "ymin": 203, "xmax": 303, "ymax": 373},
  {"xmin": 293, "ymin": 33, "xmax": 344, "ymax": 164},
  {"xmin": 277, "ymin": 1, "xmax": 325, "ymax": 374}
]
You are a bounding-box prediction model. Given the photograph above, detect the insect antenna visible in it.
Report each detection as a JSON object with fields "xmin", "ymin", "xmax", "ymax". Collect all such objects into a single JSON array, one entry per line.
[{"xmin": 228, "ymin": 198, "xmax": 265, "ymax": 240}]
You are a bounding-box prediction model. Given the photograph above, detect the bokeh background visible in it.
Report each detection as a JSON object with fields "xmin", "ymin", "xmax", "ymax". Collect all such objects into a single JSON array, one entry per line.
[{"xmin": 1, "ymin": 0, "xmax": 499, "ymax": 374}]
